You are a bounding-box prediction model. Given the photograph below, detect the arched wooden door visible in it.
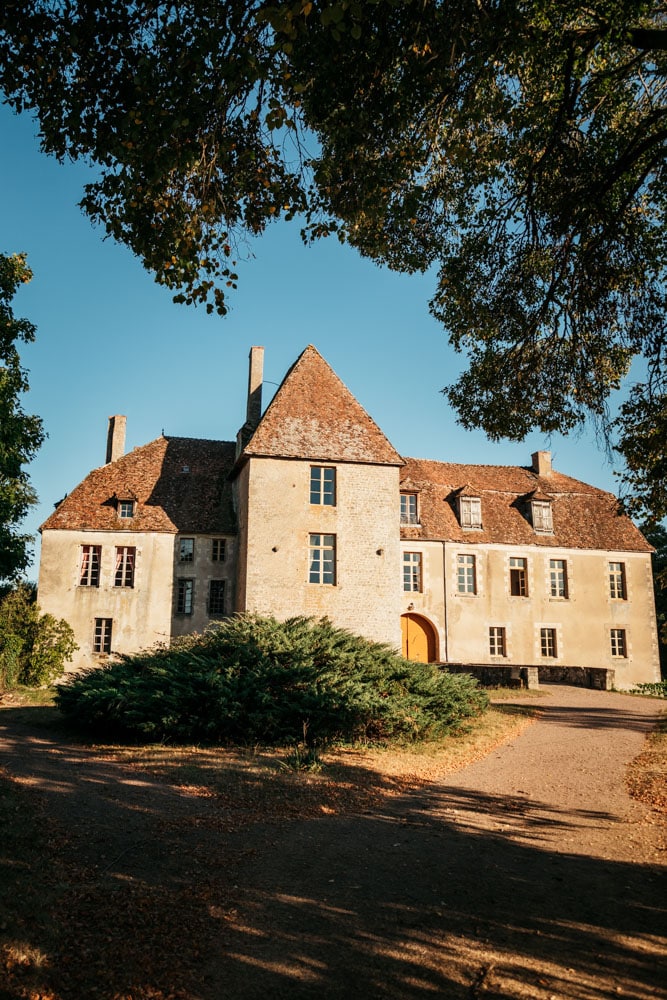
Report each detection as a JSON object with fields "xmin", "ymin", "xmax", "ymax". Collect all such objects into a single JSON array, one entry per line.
[{"xmin": 401, "ymin": 614, "xmax": 437, "ymax": 663}]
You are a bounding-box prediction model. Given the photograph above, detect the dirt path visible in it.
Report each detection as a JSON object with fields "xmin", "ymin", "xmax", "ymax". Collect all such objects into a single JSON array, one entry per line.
[{"xmin": 1, "ymin": 685, "xmax": 666, "ymax": 1000}]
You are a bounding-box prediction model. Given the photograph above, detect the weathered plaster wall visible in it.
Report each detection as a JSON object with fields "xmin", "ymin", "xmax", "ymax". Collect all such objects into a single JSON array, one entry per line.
[
  {"xmin": 38, "ymin": 528, "xmax": 176, "ymax": 671},
  {"xmin": 240, "ymin": 456, "xmax": 402, "ymax": 648},
  {"xmin": 400, "ymin": 538, "xmax": 660, "ymax": 687}
]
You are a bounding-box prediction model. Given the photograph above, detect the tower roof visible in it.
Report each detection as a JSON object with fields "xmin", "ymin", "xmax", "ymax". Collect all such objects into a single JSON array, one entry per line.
[{"xmin": 242, "ymin": 345, "xmax": 403, "ymax": 466}]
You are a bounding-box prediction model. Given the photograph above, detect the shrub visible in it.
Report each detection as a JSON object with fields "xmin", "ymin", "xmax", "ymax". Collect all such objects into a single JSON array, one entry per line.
[
  {"xmin": 56, "ymin": 614, "xmax": 489, "ymax": 746},
  {"xmin": 0, "ymin": 584, "xmax": 77, "ymax": 689},
  {"xmin": 630, "ymin": 681, "xmax": 667, "ymax": 698}
]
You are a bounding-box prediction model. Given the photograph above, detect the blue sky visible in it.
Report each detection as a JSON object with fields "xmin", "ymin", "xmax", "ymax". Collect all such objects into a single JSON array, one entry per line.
[{"xmin": 1, "ymin": 102, "xmax": 632, "ymax": 577}]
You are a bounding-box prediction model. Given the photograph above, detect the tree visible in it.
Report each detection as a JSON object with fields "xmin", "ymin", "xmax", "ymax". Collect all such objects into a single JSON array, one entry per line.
[
  {"xmin": 0, "ymin": 253, "xmax": 45, "ymax": 581},
  {"xmin": 0, "ymin": 2, "xmax": 665, "ymax": 517},
  {"xmin": 0, "ymin": 583, "xmax": 77, "ymax": 689},
  {"xmin": 642, "ymin": 522, "xmax": 667, "ymax": 677}
]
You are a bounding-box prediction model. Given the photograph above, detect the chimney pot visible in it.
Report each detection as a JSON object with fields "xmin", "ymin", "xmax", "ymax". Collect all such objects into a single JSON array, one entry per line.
[{"xmin": 106, "ymin": 415, "xmax": 127, "ymax": 464}]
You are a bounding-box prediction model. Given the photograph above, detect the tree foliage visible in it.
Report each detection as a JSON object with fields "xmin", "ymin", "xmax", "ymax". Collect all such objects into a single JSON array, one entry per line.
[
  {"xmin": 0, "ymin": 2, "xmax": 665, "ymax": 515},
  {"xmin": 55, "ymin": 614, "xmax": 488, "ymax": 746},
  {"xmin": 0, "ymin": 583, "xmax": 77, "ymax": 689},
  {"xmin": 0, "ymin": 253, "xmax": 45, "ymax": 581},
  {"xmin": 642, "ymin": 522, "xmax": 667, "ymax": 676}
]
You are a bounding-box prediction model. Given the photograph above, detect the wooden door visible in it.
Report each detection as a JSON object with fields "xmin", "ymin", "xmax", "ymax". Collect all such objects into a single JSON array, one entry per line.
[{"xmin": 401, "ymin": 614, "xmax": 436, "ymax": 663}]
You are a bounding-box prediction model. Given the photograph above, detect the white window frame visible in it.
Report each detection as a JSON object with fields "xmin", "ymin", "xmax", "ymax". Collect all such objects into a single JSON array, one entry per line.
[
  {"xmin": 510, "ymin": 557, "xmax": 528, "ymax": 597},
  {"xmin": 79, "ymin": 544, "xmax": 101, "ymax": 587},
  {"xmin": 540, "ymin": 627, "xmax": 557, "ymax": 658},
  {"xmin": 400, "ymin": 493, "xmax": 419, "ymax": 525},
  {"xmin": 310, "ymin": 466, "xmax": 336, "ymax": 506},
  {"xmin": 549, "ymin": 559, "xmax": 568, "ymax": 599},
  {"xmin": 93, "ymin": 617, "xmax": 112, "ymax": 654},
  {"xmin": 114, "ymin": 545, "xmax": 136, "ymax": 588},
  {"xmin": 610, "ymin": 628, "xmax": 627, "ymax": 657},
  {"xmin": 457, "ymin": 554, "xmax": 477, "ymax": 594},
  {"xmin": 532, "ymin": 500, "xmax": 553, "ymax": 533},
  {"xmin": 489, "ymin": 626, "xmax": 506, "ymax": 657},
  {"xmin": 609, "ymin": 562, "xmax": 627, "ymax": 600},
  {"xmin": 459, "ymin": 496, "xmax": 482, "ymax": 529},
  {"xmin": 118, "ymin": 500, "xmax": 135, "ymax": 519},
  {"xmin": 403, "ymin": 551, "xmax": 422, "ymax": 592},
  {"xmin": 309, "ymin": 534, "xmax": 336, "ymax": 585}
]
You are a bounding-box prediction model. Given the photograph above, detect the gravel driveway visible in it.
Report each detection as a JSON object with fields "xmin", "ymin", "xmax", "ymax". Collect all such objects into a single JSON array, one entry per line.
[{"xmin": 1, "ymin": 684, "xmax": 665, "ymax": 1000}]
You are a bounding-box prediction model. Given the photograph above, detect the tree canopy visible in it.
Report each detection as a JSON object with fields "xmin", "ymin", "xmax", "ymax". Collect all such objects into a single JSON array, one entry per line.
[
  {"xmin": 0, "ymin": 1, "xmax": 665, "ymax": 518},
  {"xmin": 0, "ymin": 253, "xmax": 44, "ymax": 581}
]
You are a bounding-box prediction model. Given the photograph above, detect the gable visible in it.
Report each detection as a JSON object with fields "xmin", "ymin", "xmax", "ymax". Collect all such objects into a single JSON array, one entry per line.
[{"xmin": 242, "ymin": 345, "xmax": 403, "ymax": 466}]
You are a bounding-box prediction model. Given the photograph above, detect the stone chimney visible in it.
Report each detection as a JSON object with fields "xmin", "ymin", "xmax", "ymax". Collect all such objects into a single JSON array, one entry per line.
[
  {"xmin": 246, "ymin": 345, "xmax": 264, "ymax": 430},
  {"xmin": 236, "ymin": 346, "xmax": 264, "ymax": 458},
  {"xmin": 106, "ymin": 415, "xmax": 126, "ymax": 464},
  {"xmin": 531, "ymin": 450, "xmax": 552, "ymax": 476}
]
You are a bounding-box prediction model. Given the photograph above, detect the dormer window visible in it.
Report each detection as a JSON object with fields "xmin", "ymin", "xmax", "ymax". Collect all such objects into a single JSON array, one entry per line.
[
  {"xmin": 400, "ymin": 493, "xmax": 419, "ymax": 525},
  {"xmin": 531, "ymin": 500, "xmax": 553, "ymax": 533},
  {"xmin": 118, "ymin": 499, "xmax": 135, "ymax": 519},
  {"xmin": 459, "ymin": 496, "xmax": 482, "ymax": 529}
]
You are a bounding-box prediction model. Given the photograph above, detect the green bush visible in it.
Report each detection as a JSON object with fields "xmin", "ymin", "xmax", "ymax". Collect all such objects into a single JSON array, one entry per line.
[
  {"xmin": 0, "ymin": 584, "xmax": 77, "ymax": 689},
  {"xmin": 55, "ymin": 614, "xmax": 489, "ymax": 746},
  {"xmin": 630, "ymin": 680, "xmax": 667, "ymax": 698}
]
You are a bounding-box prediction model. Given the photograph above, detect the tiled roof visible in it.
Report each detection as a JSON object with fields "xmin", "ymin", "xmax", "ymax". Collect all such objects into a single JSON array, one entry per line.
[
  {"xmin": 400, "ymin": 459, "xmax": 652, "ymax": 552},
  {"xmin": 242, "ymin": 345, "xmax": 403, "ymax": 466},
  {"xmin": 41, "ymin": 437, "xmax": 237, "ymax": 535}
]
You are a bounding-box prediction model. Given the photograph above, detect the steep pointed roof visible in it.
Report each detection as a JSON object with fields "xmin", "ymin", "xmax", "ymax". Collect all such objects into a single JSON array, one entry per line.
[{"xmin": 242, "ymin": 345, "xmax": 403, "ymax": 465}]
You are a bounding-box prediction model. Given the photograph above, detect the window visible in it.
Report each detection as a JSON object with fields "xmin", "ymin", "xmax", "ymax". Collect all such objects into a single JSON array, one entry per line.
[
  {"xmin": 93, "ymin": 618, "xmax": 112, "ymax": 654},
  {"xmin": 403, "ymin": 551, "xmax": 422, "ymax": 592},
  {"xmin": 609, "ymin": 562, "xmax": 627, "ymax": 600},
  {"xmin": 309, "ymin": 534, "xmax": 336, "ymax": 584},
  {"xmin": 610, "ymin": 628, "xmax": 627, "ymax": 657},
  {"xmin": 489, "ymin": 626, "xmax": 506, "ymax": 657},
  {"xmin": 211, "ymin": 538, "xmax": 226, "ymax": 562},
  {"xmin": 310, "ymin": 467, "xmax": 336, "ymax": 506},
  {"xmin": 79, "ymin": 545, "xmax": 101, "ymax": 587},
  {"xmin": 459, "ymin": 496, "xmax": 482, "ymax": 529},
  {"xmin": 400, "ymin": 493, "xmax": 419, "ymax": 525},
  {"xmin": 457, "ymin": 554, "xmax": 477, "ymax": 594},
  {"xmin": 114, "ymin": 546, "xmax": 135, "ymax": 587},
  {"xmin": 549, "ymin": 559, "xmax": 568, "ymax": 598},
  {"xmin": 118, "ymin": 500, "xmax": 135, "ymax": 519},
  {"xmin": 179, "ymin": 538, "xmax": 194, "ymax": 562},
  {"xmin": 540, "ymin": 627, "xmax": 557, "ymax": 658},
  {"xmin": 208, "ymin": 580, "xmax": 225, "ymax": 616},
  {"xmin": 176, "ymin": 578, "xmax": 194, "ymax": 614},
  {"xmin": 531, "ymin": 500, "xmax": 553, "ymax": 533},
  {"xmin": 510, "ymin": 557, "xmax": 528, "ymax": 596}
]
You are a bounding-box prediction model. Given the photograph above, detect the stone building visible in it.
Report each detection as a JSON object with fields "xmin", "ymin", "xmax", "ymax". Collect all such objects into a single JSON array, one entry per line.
[{"xmin": 37, "ymin": 345, "xmax": 661, "ymax": 688}]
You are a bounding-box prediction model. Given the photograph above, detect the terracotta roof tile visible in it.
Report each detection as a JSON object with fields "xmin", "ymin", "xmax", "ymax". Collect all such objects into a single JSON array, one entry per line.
[
  {"xmin": 400, "ymin": 459, "xmax": 651, "ymax": 552},
  {"xmin": 243, "ymin": 345, "xmax": 403, "ymax": 466},
  {"xmin": 41, "ymin": 437, "xmax": 237, "ymax": 535}
]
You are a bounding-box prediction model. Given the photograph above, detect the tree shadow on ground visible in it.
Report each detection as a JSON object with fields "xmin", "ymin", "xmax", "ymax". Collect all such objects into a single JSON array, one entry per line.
[{"xmin": 0, "ymin": 706, "xmax": 665, "ymax": 1000}]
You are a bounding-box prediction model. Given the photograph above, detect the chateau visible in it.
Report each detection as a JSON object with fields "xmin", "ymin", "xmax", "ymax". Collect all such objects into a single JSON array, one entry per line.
[{"xmin": 37, "ymin": 345, "xmax": 660, "ymax": 688}]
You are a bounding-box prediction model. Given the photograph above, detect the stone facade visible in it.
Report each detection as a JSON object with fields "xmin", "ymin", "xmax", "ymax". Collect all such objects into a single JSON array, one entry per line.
[{"xmin": 37, "ymin": 345, "xmax": 661, "ymax": 688}]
